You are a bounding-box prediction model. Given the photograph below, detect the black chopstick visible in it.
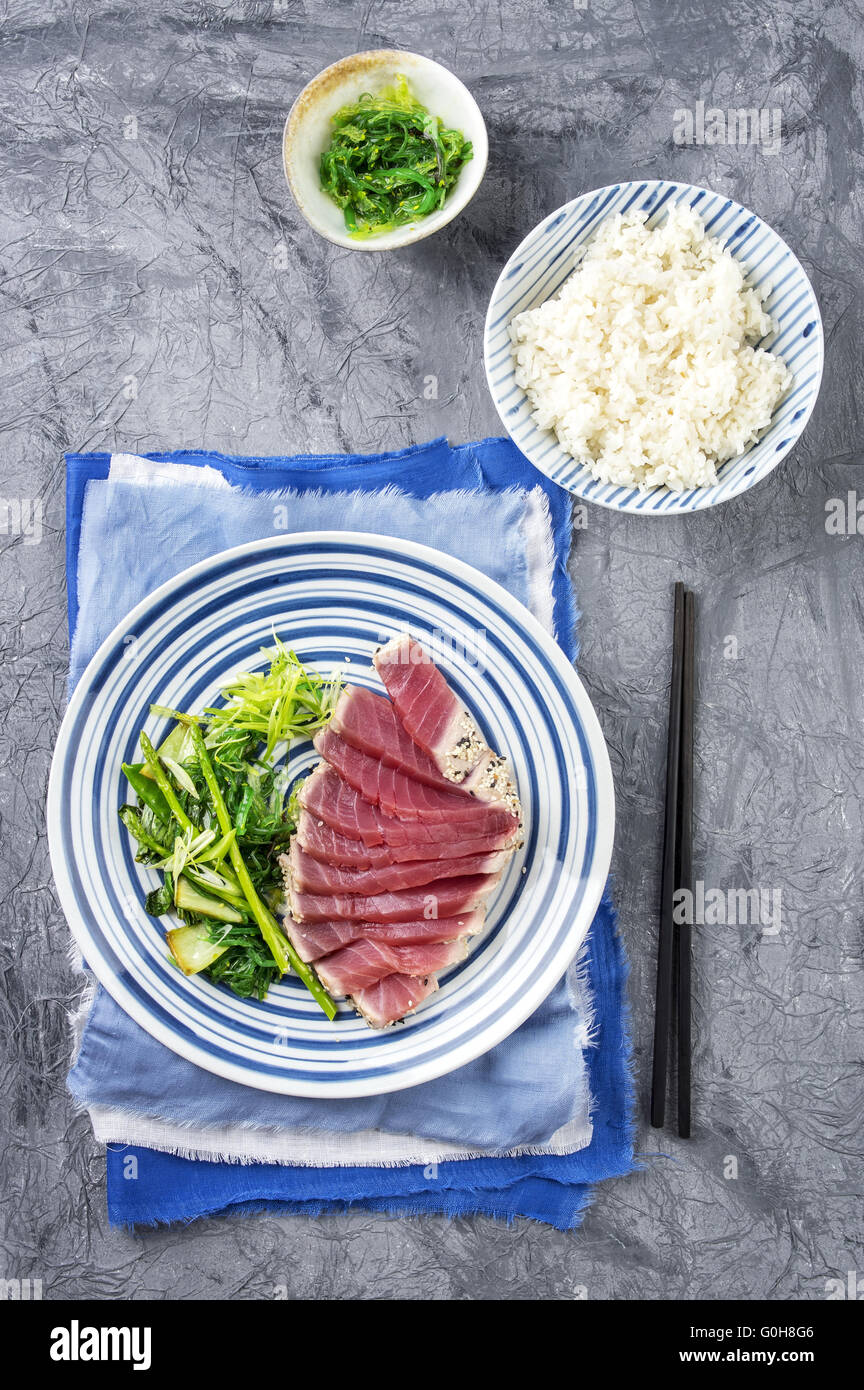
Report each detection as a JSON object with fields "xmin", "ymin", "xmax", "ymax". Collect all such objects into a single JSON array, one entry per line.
[
  {"xmin": 650, "ymin": 581, "xmax": 685, "ymax": 1129},
  {"xmin": 651, "ymin": 582, "xmax": 697, "ymax": 1136},
  {"xmin": 676, "ymin": 590, "xmax": 696, "ymax": 1138}
]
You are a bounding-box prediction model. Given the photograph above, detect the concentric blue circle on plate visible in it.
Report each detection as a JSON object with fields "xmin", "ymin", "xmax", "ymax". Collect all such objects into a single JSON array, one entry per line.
[
  {"xmin": 485, "ymin": 180, "xmax": 824, "ymax": 514},
  {"xmin": 47, "ymin": 533, "xmax": 614, "ymax": 1097}
]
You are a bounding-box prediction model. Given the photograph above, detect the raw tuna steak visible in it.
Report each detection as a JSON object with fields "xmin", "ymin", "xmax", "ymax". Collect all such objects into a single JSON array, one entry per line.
[
  {"xmin": 296, "ymin": 809, "xmax": 517, "ymax": 867},
  {"xmin": 282, "ymin": 911, "xmax": 484, "ymax": 963},
  {"xmin": 351, "ymin": 973, "xmax": 438, "ymax": 1028},
  {"xmin": 315, "ymin": 937, "xmax": 467, "ymax": 997},
  {"xmin": 284, "ymin": 841, "xmax": 511, "ymax": 896},
  {"xmin": 331, "ymin": 685, "xmax": 472, "ymax": 794},
  {"xmin": 314, "ymin": 726, "xmax": 519, "ymax": 829},
  {"xmin": 374, "ymin": 634, "xmax": 489, "ymax": 784},
  {"xmin": 287, "ymin": 872, "xmax": 502, "ymax": 924},
  {"xmin": 299, "ymin": 764, "xmax": 518, "ymax": 849}
]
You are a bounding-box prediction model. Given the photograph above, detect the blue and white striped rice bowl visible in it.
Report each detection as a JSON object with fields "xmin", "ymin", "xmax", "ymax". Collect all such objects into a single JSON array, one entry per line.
[
  {"xmin": 48, "ymin": 534, "xmax": 614, "ymax": 1098},
  {"xmin": 485, "ymin": 180, "xmax": 824, "ymax": 514}
]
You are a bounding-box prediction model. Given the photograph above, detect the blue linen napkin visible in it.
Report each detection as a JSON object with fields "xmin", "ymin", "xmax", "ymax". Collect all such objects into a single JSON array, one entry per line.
[{"xmin": 64, "ymin": 437, "xmax": 634, "ymax": 1229}]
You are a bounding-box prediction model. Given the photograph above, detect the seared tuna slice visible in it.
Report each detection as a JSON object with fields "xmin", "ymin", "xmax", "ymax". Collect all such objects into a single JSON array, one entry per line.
[
  {"xmin": 286, "ymin": 871, "xmax": 502, "ymax": 924},
  {"xmin": 330, "ymin": 685, "xmax": 473, "ymax": 794},
  {"xmin": 313, "ymin": 727, "xmax": 519, "ymax": 830},
  {"xmin": 350, "ymin": 973, "xmax": 439, "ymax": 1028},
  {"xmin": 460, "ymin": 747, "xmax": 522, "ymax": 819},
  {"xmin": 373, "ymin": 634, "xmax": 489, "ymax": 785},
  {"xmin": 374, "ymin": 636, "xmax": 522, "ymax": 819},
  {"xmin": 285, "ymin": 841, "xmax": 511, "ymax": 896},
  {"xmin": 298, "ymin": 765, "xmax": 519, "ymax": 849},
  {"xmin": 296, "ymin": 809, "xmax": 518, "ymax": 867},
  {"xmin": 315, "ymin": 937, "xmax": 467, "ymax": 997},
  {"xmin": 282, "ymin": 911, "xmax": 484, "ymax": 963},
  {"xmin": 298, "ymin": 764, "xmax": 382, "ymax": 844}
]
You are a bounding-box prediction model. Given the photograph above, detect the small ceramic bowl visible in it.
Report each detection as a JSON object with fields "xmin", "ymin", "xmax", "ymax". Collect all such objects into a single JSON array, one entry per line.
[
  {"xmin": 284, "ymin": 50, "xmax": 488, "ymax": 251},
  {"xmin": 485, "ymin": 181, "xmax": 824, "ymax": 514}
]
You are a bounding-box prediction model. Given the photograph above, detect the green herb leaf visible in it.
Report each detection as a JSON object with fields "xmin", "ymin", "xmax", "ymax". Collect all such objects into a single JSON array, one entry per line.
[{"xmin": 145, "ymin": 872, "xmax": 174, "ymax": 918}]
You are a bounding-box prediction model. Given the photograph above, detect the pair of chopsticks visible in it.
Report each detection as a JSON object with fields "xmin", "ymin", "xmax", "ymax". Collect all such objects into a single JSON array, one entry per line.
[{"xmin": 651, "ymin": 582, "xmax": 696, "ymax": 1138}]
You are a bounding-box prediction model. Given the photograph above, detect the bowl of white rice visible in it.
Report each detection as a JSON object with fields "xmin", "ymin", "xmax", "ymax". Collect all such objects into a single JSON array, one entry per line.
[{"xmin": 484, "ymin": 181, "xmax": 823, "ymax": 514}]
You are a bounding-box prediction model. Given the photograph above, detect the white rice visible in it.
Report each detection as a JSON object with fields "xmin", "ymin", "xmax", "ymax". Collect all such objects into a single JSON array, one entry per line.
[{"xmin": 509, "ymin": 208, "xmax": 792, "ymax": 492}]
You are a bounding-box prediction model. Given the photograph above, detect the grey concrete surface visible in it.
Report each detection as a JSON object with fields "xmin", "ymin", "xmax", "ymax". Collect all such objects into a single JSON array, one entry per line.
[{"xmin": 1, "ymin": 0, "xmax": 862, "ymax": 1300}]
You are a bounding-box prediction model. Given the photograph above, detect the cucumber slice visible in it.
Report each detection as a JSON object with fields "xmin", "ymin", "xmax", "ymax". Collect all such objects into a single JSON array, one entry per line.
[
  {"xmin": 167, "ymin": 923, "xmax": 229, "ymax": 975},
  {"xmin": 136, "ymin": 723, "xmax": 197, "ymax": 780},
  {"xmin": 175, "ymin": 878, "xmax": 243, "ymax": 923}
]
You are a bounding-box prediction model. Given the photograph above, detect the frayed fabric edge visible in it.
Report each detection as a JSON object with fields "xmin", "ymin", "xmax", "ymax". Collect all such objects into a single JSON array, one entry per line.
[
  {"xmin": 519, "ymin": 486, "xmax": 557, "ymax": 638},
  {"xmin": 65, "ymin": 931, "xmax": 96, "ymax": 1071},
  {"xmin": 90, "ymin": 1105, "xmax": 594, "ymax": 1169},
  {"xmin": 584, "ymin": 885, "xmax": 641, "ymax": 1171},
  {"xmin": 108, "ymin": 1184, "xmax": 595, "ymax": 1234},
  {"xmin": 606, "ymin": 884, "xmax": 642, "ymax": 1174},
  {"xmin": 104, "ymin": 451, "xmax": 531, "ymax": 514}
]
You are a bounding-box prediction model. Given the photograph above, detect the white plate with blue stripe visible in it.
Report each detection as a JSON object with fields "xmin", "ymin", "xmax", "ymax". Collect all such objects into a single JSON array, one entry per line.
[
  {"xmin": 48, "ymin": 533, "xmax": 614, "ymax": 1097},
  {"xmin": 485, "ymin": 180, "xmax": 823, "ymax": 514}
]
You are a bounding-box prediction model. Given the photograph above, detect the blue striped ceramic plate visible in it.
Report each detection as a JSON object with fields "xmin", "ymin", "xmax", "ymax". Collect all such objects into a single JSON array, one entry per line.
[
  {"xmin": 485, "ymin": 180, "xmax": 823, "ymax": 514},
  {"xmin": 47, "ymin": 533, "xmax": 614, "ymax": 1098}
]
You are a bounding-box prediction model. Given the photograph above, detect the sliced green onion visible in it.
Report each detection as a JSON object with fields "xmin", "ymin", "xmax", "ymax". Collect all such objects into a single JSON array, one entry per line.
[{"xmin": 162, "ymin": 755, "xmax": 200, "ymax": 800}]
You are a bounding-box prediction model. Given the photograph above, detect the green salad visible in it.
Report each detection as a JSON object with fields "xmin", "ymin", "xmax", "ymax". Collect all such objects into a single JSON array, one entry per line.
[
  {"xmin": 319, "ymin": 74, "xmax": 473, "ymax": 237},
  {"xmin": 119, "ymin": 636, "xmax": 340, "ymax": 1016}
]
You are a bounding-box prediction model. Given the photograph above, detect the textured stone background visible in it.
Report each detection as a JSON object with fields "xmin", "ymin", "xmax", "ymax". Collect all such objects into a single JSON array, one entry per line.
[{"xmin": 1, "ymin": 0, "xmax": 862, "ymax": 1300}]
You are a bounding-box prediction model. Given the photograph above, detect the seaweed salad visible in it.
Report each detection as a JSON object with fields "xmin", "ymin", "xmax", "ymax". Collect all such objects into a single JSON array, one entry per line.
[{"xmin": 319, "ymin": 75, "xmax": 473, "ymax": 236}]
